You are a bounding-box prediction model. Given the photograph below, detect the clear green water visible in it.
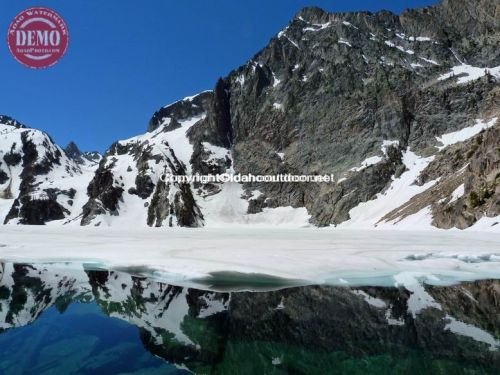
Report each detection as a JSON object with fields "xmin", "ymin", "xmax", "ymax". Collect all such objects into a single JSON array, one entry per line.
[{"xmin": 0, "ymin": 262, "xmax": 498, "ymax": 374}]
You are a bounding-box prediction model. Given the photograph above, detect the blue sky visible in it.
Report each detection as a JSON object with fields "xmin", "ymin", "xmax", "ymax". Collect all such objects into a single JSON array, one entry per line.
[{"xmin": 1, "ymin": 0, "xmax": 438, "ymax": 152}]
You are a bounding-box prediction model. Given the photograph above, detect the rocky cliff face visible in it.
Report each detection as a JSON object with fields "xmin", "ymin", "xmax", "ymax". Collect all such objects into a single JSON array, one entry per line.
[
  {"xmin": 206, "ymin": 0, "xmax": 500, "ymax": 229},
  {"xmin": 0, "ymin": 263, "xmax": 498, "ymax": 373},
  {"xmin": 0, "ymin": 0, "xmax": 499, "ymax": 228}
]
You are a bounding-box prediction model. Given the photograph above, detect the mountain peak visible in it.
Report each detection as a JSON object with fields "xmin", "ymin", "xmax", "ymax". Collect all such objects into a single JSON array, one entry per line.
[
  {"xmin": 64, "ymin": 141, "xmax": 102, "ymax": 165},
  {"xmin": 148, "ymin": 90, "xmax": 212, "ymax": 133},
  {"xmin": 0, "ymin": 115, "xmax": 26, "ymax": 129},
  {"xmin": 65, "ymin": 141, "xmax": 82, "ymax": 158},
  {"xmin": 294, "ymin": 6, "xmax": 329, "ymax": 22}
]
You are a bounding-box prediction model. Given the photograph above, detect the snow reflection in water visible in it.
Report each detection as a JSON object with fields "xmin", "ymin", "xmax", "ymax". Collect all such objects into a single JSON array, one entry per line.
[{"xmin": 0, "ymin": 262, "xmax": 498, "ymax": 374}]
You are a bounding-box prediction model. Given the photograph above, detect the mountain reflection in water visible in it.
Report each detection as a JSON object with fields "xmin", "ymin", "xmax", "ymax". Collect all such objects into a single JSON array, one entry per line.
[{"xmin": 0, "ymin": 262, "xmax": 498, "ymax": 374}]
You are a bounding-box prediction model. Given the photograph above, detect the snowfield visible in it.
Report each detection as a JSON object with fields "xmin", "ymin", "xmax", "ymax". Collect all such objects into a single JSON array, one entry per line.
[{"xmin": 0, "ymin": 226, "xmax": 499, "ymax": 290}]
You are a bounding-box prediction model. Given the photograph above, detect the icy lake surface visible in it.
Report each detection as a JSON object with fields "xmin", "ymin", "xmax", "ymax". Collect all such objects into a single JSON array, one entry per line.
[{"xmin": 0, "ymin": 227, "xmax": 499, "ymax": 289}]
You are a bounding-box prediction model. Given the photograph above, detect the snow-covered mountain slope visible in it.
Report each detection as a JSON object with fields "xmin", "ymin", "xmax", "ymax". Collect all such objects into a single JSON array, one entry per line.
[
  {"xmin": 1, "ymin": 0, "xmax": 499, "ymax": 230},
  {"xmin": 0, "ymin": 117, "xmax": 100, "ymax": 225},
  {"xmin": 79, "ymin": 93, "xmax": 213, "ymax": 227},
  {"xmin": 339, "ymin": 118, "xmax": 500, "ymax": 229},
  {"xmin": 87, "ymin": 0, "xmax": 496, "ymax": 230}
]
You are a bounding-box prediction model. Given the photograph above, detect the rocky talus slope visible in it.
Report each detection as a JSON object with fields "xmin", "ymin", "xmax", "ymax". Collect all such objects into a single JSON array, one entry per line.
[{"xmin": 1, "ymin": 0, "xmax": 499, "ymax": 229}]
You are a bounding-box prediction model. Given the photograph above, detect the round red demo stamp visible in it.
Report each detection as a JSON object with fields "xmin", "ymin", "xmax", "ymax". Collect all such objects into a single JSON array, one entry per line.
[{"xmin": 7, "ymin": 7, "xmax": 69, "ymax": 69}]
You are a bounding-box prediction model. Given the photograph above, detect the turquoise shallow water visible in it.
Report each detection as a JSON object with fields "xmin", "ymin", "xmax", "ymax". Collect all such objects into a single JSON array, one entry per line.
[
  {"xmin": 0, "ymin": 303, "xmax": 186, "ymax": 374},
  {"xmin": 0, "ymin": 262, "xmax": 498, "ymax": 374}
]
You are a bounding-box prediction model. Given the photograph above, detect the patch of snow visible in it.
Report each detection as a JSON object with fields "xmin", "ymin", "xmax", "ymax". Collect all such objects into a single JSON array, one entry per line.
[
  {"xmin": 392, "ymin": 206, "xmax": 434, "ymax": 229},
  {"xmin": 273, "ymin": 102, "xmax": 284, "ymax": 111},
  {"xmin": 272, "ymin": 357, "xmax": 282, "ymax": 365},
  {"xmin": 183, "ymin": 91, "xmax": 211, "ymax": 102},
  {"xmin": 303, "ymin": 22, "xmax": 331, "ymax": 32},
  {"xmin": 403, "ymin": 48, "xmax": 414, "ymax": 55},
  {"xmin": 444, "ymin": 316, "xmax": 499, "ymax": 351},
  {"xmin": 379, "ymin": 56, "xmax": 393, "ymax": 66},
  {"xmin": 338, "ymin": 39, "xmax": 352, "ymax": 47},
  {"xmin": 202, "ymin": 142, "xmax": 230, "ymax": 166},
  {"xmin": 202, "ymin": 142, "xmax": 229, "ymax": 159},
  {"xmin": 381, "ymin": 140, "xmax": 399, "ymax": 155},
  {"xmin": 449, "ymin": 184, "xmax": 465, "ymax": 204},
  {"xmin": 162, "ymin": 91, "xmax": 212, "ymax": 108},
  {"xmin": 352, "ymin": 290, "xmax": 386, "ymax": 308},
  {"xmin": 350, "ymin": 156, "xmax": 383, "ymax": 172},
  {"xmin": 272, "ymin": 72, "xmax": 281, "ymax": 88},
  {"xmin": 285, "ymin": 37, "xmax": 299, "ymax": 49},
  {"xmin": 401, "ymin": 34, "xmax": 433, "ymax": 42},
  {"xmin": 419, "ymin": 57, "xmax": 440, "ymax": 65},
  {"xmin": 342, "ymin": 21, "xmax": 358, "ymax": 30},
  {"xmin": 250, "ymin": 190, "xmax": 263, "ymax": 199},
  {"xmin": 198, "ymin": 294, "xmax": 229, "ymax": 318},
  {"xmin": 436, "ymin": 118, "xmax": 497, "ymax": 150},
  {"xmin": 243, "ymin": 207, "xmax": 311, "ymax": 227},
  {"xmin": 339, "ymin": 149, "xmax": 436, "ymax": 229},
  {"xmin": 411, "ymin": 36, "xmax": 432, "ymax": 42},
  {"xmin": 438, "ymin": 65, "xmax": 500, "ymax": 84},
  {"xmin": 385, "ymin": 308, "xmax": 405, "ymax": 326},
  {"xmin": 385, "ymin": 40, "xmax": 414, "ymax": 54},
  {"xmin": 449, "ymin": 48, "xmax": 465, "ymax": 64},
  {"xmin": 198, "ymin": 181, "xmax": 248, "ymax": 227},
  {"xmin": 274, "ymin": 297, "xmax": 285, "ymax": 310},
  {"xmin": 468, "ymin": 215, "xmax": 500, "ymax": 232},
  {"xmin": 277, "ymin": 26, "xmax": 289, "ymax": 39},
  {"xmin": 394, "ymin": 272, "xmax": 442, "ymax": 318},
  {"xmin": 235, "ymin": 74, "xmax": 245, "ymax": 86}
]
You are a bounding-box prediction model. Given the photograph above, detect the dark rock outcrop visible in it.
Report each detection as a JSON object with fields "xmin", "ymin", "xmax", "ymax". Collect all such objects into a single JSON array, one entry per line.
[{"xmin": 65, "ymin": 141, "xmax": 102, "ymax": 166}]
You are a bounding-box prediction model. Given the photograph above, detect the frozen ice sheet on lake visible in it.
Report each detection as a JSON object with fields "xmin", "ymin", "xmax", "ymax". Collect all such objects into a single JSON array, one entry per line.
[{"xmin": 0, "ymin": 227, "xmax": 499, "ymax": 289}]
